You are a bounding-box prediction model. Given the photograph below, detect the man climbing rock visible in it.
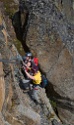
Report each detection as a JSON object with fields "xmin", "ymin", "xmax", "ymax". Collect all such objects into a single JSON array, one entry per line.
[
  {"xmin": 24, "ymin": 66, "xmax": 42, "ymax": 103},
  {"xmin": 22, "ymin": 52, "xmax": 33, "ymax": 79},
  {"xmin": 22, "ymin": 52, "xmax": 33, "ymax": 64}
]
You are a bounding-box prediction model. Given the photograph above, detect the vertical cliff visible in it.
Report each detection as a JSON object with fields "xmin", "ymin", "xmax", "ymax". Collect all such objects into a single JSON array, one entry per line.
[
  {"xmin": 0, "ymin": 0, "xmax": 74, "ymax": 125},
  {"xmin": 53, "ymin": 0, "xmax": 74, "ymax": 24},
  {"xmin": 18, "ymin": 0, "xmax": 74, "ymax": 124},
  {"xmin": 0, "ymin": 3, "xmax": 62, "ymax": 125}
]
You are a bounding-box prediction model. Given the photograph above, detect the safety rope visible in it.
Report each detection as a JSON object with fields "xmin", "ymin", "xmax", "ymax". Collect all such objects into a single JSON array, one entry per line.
[{"xmin": 0, "ymin": 54, "xmax": 23, "ymax": 64}]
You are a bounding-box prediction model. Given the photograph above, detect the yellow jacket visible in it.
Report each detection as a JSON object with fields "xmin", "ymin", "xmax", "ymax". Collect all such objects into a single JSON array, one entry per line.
[{"xmin": 33, "ymin": 71, "xmax": 42, "ymax": 84}]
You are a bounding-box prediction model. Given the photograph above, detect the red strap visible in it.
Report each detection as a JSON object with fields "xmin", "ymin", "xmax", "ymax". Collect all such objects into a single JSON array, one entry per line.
[{"xmin": 34, "ymin": 88, "xmax": 38, "ymax": 90}]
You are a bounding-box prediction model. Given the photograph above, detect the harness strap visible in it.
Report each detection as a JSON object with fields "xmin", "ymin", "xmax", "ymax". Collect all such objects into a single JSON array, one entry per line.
[{"xmin": 34, "ymin": 88, "xmax": 38, "ymax": 90}]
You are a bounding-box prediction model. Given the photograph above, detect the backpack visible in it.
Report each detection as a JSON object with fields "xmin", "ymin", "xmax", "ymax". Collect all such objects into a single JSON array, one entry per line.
[
  {"xmin": 33, "ymin": 57, "xmax": 38, "ymax": 66},
  {"xmin": 41, "ymin": 74, "xmax": 48, "ymax": 88}
]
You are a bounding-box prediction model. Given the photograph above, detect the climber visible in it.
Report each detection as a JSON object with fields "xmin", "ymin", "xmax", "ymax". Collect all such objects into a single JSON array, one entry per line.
[
  {"xmin": 22, "ymin": 53, "xmax": 39, "ymax": 77},
  {"xmin": 22, "ymin": 52, "xmax": 33, "ymax": 65},
  {"xmin": 22, "ymin": 54, "xmax": 40, "ymax": 92},
  {"xmin": 23, "ymin": 60, "xmax": 33, "ymax": 78},
  {"xmin": 22, "ymin": 61, "xmax": 32, "ymax": 90},
  {"xmin": 22, "ymin": 52, "xmax": 33, "ymax": 78},
  {"xmin": 24, "ymin": 65, "xmax": 42, "ymax": 103}
]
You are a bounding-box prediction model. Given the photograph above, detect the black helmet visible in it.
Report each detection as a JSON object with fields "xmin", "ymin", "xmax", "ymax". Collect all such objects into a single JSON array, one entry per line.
[{"xmin": 26, "ymin": 52, "xmax": 32, "ymax": 57}]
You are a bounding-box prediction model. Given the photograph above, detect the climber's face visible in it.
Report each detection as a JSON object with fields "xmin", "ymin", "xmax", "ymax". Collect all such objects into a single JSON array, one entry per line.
[
  {"xmin": 27, "ymin": 61, "xmax": 31, "ymax": 67},
  {"xmin": 26, "ymin": 56, "xmax": 30, "ymax": 60}
]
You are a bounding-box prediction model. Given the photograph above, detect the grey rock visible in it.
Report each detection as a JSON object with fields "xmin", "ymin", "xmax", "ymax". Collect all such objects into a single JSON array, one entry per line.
[
  {"xmin": 19, "ymin": 0, "xmax": 74, "ymax": 124},
  {"xmin": 52, "ymin": 119, "xmax": 62, "ymax": 125}
]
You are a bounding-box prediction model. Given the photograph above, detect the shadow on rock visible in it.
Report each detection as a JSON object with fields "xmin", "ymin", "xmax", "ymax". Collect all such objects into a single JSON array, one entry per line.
[{"xmin": 12, "ymin": 10, "xmax": 30, "ymax": 52}]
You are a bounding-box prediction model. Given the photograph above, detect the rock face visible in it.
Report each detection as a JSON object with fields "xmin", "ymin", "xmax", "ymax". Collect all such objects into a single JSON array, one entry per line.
[
  {"xmin": 19, "ymin": 0, "xmax": 74, "ymax": 124},
  {"xmin": 0, "ymin": 0, "xmax": 74, "ymax": 125},
  {"xmin": 0, "ymin": 54, "xmax": 5, "ymax": 111},
  {"xmin": 0, "ymin": 14, "xmax": 41, "ymax": 124},
  {"xmin": 53, "ymin": 0, "xmax": 74, "ymax": 24},
  {"xmin": 0, "ymin": 6, "xmax": 61, "ymax": 125}
]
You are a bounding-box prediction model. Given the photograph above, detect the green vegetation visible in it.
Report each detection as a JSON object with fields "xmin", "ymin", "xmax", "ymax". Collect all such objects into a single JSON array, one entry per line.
[
  {"xmin": 50, "ymin": 100, "xmax": 57, "ymax": 109},
  {"xmin": 13, "ymin": 38, "xmax": 25, "ymax": 56},
  {"xmin": 1, "ymin": 0, "xmax": 25, "ymax": 56},
  {"xmin": 1, "ymin": 0, "xmax": 18, "ymax": 18}
]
